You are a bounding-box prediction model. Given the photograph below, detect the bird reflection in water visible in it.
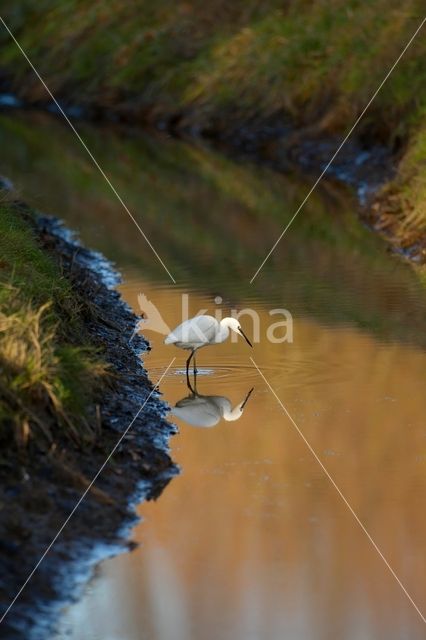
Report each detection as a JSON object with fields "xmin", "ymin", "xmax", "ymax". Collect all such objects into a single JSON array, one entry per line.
[{"xmin": 171, "ymin": 377, "xmax": 254, "ymax": 428}]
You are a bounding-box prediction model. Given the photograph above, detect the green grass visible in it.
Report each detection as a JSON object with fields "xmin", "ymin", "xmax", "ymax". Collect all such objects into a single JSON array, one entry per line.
[
  {"xmin": 1, "ymin": 1, "xmax": 426, "ymax": 240},
  {"xmin": 2, "ymin": 1, "xmax": 425, "ymax": 124},
  {"xmin": 0, "ymin": 194, "xmax": 108, "ymax": 449},
  {"xmin": 395, "ymin": 121, "xmax": 426, "ymax": 233}
]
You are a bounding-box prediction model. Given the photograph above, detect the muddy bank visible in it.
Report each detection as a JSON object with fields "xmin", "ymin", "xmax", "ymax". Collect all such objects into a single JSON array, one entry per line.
[
  {"xmin": 206, "ymin": 117, "xmax": 393, "ymax": 202},
  {"xmin": 157, "ymin": 110, "xmax": 422, "ymax": 263},
  {"xmin": 0, "ymin": 212, "xmax": 178, "ymax": 640},
  {"xmin": 209, "ymin": 118, "xmax": 425, "ymax": 265},
  {"xmin": 2, "ymin": 92, "xmax": 422, "ymax": 266},
  {"xmin": 133, "ymin": 110, "xmax": 424, "ymax": 263},
  {"xmin": 224, "ymin": 123, "xmax": 426, "ymax": 264},
  {"xmin": 1, "ymin": 1, "xmax": 426, "ymax": 265}
]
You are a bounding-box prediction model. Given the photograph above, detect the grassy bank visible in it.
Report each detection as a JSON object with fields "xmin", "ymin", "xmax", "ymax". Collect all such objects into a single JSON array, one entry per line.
[
  {"xmin": 0, "ymin": 191, "xmax": 107, "ymax": 450},
  {"xmin": 0, "ymin": 188, "xmax": 177, "ymax": 639},
  {"xmin": 0, "ymin": 1, "xmax": 425, "ymax": 257}
]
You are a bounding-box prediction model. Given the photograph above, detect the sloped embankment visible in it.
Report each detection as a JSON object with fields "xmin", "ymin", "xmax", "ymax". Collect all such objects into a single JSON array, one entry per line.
[
  {"xmin": 0, "ymin": 1, "xmax": 425, "ymax": 262},
  {"xmin": 0, "ymin": 200, "xmax": 178, "ymax": 640}
]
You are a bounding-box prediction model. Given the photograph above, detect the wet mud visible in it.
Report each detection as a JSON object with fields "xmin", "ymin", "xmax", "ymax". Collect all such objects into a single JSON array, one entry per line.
[{"xmin": 0, "ymin": 214, "xmax": 178, "ymax": 640}]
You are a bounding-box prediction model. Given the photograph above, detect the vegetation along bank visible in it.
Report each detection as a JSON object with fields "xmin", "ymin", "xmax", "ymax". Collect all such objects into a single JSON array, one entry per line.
[
  {"xmin": 1, "ymin": 1, "xmax": 426, "ymax": 263},
  {"xmin": 0, "ymin": 190, "xmax": 177, "ymax": 639}
]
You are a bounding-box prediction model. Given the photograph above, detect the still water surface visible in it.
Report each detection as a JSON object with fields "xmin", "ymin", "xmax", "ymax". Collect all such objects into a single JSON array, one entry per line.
[{"xmin": 1, "ymin": 112, "xmax": 426, "ymax": 639}]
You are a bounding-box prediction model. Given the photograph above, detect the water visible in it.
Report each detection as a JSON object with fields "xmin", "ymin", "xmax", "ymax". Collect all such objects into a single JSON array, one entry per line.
[{"xmin": 1, "ymin": 111, "xmax": 426, "ymax": 639}]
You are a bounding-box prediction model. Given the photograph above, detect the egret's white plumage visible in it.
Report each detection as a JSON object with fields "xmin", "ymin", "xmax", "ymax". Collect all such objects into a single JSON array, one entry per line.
[
  {"xmin": 172, "ymin": 387, "xmax": 254, "ymax": 428},
  {"xmin": 165, "ymin": 315, "xmax": 220, "ymax": 348},
  {"xmin": 165, "ymin": 315, "xmax": 252, "ymax": 379}
]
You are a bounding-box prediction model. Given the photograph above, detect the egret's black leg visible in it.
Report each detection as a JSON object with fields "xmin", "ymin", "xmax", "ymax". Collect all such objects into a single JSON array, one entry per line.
[
  {"xmin": 186, "ymin": 350, "xmax": 194, "ymax": 387},
  {"xmin": 193, "ymin": 354, "xmax": 198, "ymax": 386},
  {"xmin": 187, "ymin": 372, "xmax": 197, "ymax": 395}
]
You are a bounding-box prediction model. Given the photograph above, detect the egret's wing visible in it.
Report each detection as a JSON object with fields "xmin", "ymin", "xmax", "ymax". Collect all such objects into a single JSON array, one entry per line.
[
  {"xmin": 165, "ymin": 315, "xmax": 217, "ymax": 345},
  {"xmin": 175, "ymin": 396, "xmax": 205, "ymax": 408},
  {"xmin": 210, "ymin": 396, "xmax": 232, "ymax": 416},
  {"xmin": 173, "ymin": 395, "xmax": 219, "ymax": 427}
]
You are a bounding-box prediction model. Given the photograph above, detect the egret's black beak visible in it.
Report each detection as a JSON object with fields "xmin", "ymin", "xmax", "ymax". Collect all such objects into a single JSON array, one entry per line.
[
  {"xmin": 239, "ymin": 327, "xmax": 253, "ymax": 347},
  {"xmin": 241, "ymin": 387, "xmax": 254, "ymax": 410}
]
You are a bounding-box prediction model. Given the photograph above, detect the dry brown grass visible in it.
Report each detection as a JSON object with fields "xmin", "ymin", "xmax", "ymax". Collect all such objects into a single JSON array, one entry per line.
[{"xmin": 0, "ymin": 200, "xmax": 108, "ymax": 450}]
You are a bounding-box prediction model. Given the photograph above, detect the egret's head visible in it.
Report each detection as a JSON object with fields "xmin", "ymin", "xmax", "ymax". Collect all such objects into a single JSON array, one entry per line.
[
  {"xmin": 223, "ymin": 317, "xmax": 253, "ymax": 347},
  {"xmin": 224, "ymin": 387, "xmax": 254, "ymax": 421}
]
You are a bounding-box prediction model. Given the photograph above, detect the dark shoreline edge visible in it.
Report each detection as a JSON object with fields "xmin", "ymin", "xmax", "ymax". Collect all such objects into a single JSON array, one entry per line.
[
  {"xmin": 2, "ymin": 90, "xmax": 422, "ymax": 265},
  {"xmin": 0, "ymin": 212, "xmax": 179, "ymax": 640}
]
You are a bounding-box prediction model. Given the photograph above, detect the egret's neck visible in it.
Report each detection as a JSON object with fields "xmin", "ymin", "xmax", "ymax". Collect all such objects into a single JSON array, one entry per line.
[
  {"xmin": 223, "ymin": 402, "xmax": 244, "ymax": 422},
  {"xmin": 216, "ymin": 320, "xmax": 231, "ymax": 344},
  {"xmin": 213, "ymin": 395, "xmax": 245, "ymax": 422}
]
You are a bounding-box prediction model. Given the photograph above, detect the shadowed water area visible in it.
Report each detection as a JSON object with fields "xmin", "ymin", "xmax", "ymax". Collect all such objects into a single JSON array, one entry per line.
[{"xmin": 0, "ymin": 111, "xmax": 425, "ymax": 639}]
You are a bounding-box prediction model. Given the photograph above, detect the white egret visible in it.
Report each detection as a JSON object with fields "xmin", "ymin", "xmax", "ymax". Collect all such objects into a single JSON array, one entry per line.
[
  {"xmin": 164, "ymin": 315, "xmax": 252, "ymax": 380},
  {"xmin": 172, "ymin": 384, "xmax": 254, "ymax": 428}
]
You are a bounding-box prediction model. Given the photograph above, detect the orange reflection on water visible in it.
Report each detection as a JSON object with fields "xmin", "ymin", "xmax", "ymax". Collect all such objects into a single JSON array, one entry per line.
[{"xmin": 57, "ymin": 280, "xmax": 426, "ymax": 640}]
